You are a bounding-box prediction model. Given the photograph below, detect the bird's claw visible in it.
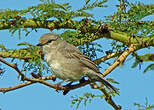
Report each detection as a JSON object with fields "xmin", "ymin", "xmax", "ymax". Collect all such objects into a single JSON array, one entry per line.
[
  {"xmin": 55, "ymin": 81, "xmax": 64, "ymax": 92},
  {"xmin": 63, "ymin": 82, "xmax": 73, "ymax": 95}
]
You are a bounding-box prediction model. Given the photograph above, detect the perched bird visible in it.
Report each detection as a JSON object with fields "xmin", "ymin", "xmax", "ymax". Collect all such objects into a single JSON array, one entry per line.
[{"xmin": 37, "ymin": 33, "xmax": 116, "ymax": 92}]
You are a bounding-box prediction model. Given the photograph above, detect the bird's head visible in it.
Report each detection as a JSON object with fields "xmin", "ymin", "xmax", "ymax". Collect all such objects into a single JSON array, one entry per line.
[
  {"xmin": 37, "ymin": 33, "xmax": 60, "ymax": 55},
  {"xmin": 37, "ymin": 33, "xmax": 59, "ymax": 47}
]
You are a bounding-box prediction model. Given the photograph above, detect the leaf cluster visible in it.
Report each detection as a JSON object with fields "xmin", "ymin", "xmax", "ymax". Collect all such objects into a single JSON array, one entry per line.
[
  {"xmin": 0, "ymin": 43, "xmax": 47, "ymax": 74},
  {"xmin": 0, "ymin": 0, "xmax": 108, "ymax": 21},
  {"xmin": 71, "ymin": 93, "xmax": 101, "ymax": 109},
  {"xmin": 134, "ymin": 98, "xmax": 154, "ymax": 110},
  {"xmin": 0, "ymin": 0, "xmax": 110, "ymax": 75},
  {"xmin": 61, "ymin": 30, "xmax": 104, "ymax": 60},
  {"xmin": 71, "ymin": 78, "xmax": 119, "ymax": 109},
  {"xmin": 131, "ymin": 52, "xmax": 154, "ymax": 73},
  {"xmin": 0, "ymin": 0, "xmax": 108, "ymax": 38},
  {"xmin": 106, "ymin": 2, "xmax": 154, "ymax": 37}
]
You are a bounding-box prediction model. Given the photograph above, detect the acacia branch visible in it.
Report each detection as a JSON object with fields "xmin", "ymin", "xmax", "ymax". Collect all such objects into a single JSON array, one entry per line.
[
  {"xmin": 0, "ymin": 76, "xmax": 93, "ymax": 94},
  {"xmin": 0, "ymin": 57, "xmax": 24, "ymax": 79},
  {"xmin": 102, "ymin": 44, "xmax": 137, "ymax": 77},
  {"xmin": 0, "ymin": 51, "xmax": 31, "ymax": 60},
  {"xmin": 92, "ymin": 82, "xmax": 121, "ymax": 110},
  {"xmin": 0, "ymin": 81, "xmax": 33, "ymax": 93},
  {"xmin": 0, "ymin": 44, "xmax": 145, "ymax": 110},
  {"xmin": 93, "ymin": 51, "xmax": 123, "ymax": 65},
  {"xmin": 0, "ymin": 19, "xmax": 153, "ymax": 46},
  {"xmin": 87, "ymin": 45, "xmax": 137, "ymax": 109}
]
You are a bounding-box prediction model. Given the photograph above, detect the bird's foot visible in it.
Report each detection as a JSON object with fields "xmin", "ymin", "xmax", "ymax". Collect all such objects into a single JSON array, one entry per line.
[
  {"xmin": 63, "ymin": 82, "xmax": 73, "ymax": 95},
  {"xmin": 55, "ymin": 81, "xmax": 64, "ymax": 92},
  {"xmin": 79, "ymin": 77, "xmax": 86, "ymax": 83}
]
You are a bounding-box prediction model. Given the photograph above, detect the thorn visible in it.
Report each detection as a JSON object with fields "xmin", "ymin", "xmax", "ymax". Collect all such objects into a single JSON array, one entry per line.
[{"xmin": 11, "ymin": 63, "xmax": 17, "ymax": 68}]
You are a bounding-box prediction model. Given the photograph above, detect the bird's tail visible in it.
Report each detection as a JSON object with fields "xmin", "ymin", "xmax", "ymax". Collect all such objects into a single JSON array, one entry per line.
[{"xmin": 94, "ymin": 73, "xmax": 117, "ymax": 93}]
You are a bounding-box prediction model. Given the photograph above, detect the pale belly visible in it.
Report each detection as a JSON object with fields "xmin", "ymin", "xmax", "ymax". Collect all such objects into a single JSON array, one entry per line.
[{"xmin": 45, "ymin": 55, "xmax": 83, "ymax": 81}]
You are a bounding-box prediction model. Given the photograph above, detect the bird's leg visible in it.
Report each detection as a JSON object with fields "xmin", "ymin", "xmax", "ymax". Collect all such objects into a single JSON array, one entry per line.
[
  {"xmin": 63, "ymin": 82, "xmax": 73, "ymax": 95},
  {"xmin": 79, "ymin": 77, "xmax": 86, "ymax": 83},
  {"xmin": 63, "ymin": 77, "xmax": 86, "ymax": 95},
  {"xmin": 85, "ymin": 75, "xmax": 96, "ymax": 89},
  {"xmin": 55, "ymin": 79, "xmax": 69, "ymax": 92},
  {"xmin": 55, "ymin": 80, "xmax": 64, "ymax": 92}
]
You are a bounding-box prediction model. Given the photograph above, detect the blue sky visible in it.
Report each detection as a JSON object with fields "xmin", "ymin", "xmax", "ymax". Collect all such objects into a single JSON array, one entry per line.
[{"xmin": 0, "ymin": 0, "xmax": 154, "ymax": 110}]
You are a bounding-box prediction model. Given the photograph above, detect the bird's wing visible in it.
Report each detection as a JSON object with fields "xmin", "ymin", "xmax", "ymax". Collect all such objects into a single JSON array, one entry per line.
[
  {"xmin": 59, "ymin": 41, "xmax": 117, "ymax": 93},
  {"xmin": 58, "ymin": 41, "xmax": 99, "ymax": 73}
]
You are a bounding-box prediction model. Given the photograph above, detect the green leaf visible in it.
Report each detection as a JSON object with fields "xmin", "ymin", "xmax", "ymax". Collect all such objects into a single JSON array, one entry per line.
[
  {"xmin": 85, "ymin": 0, "xmax": 91, "ymax": 5},
  {"xmin": 17, "ymin": 42, "xmax": 34, "ymax": 47},
  {"xmin": 0, "ymin": 44, "xmax": 8, "ymax": 51},
  {"xmin": 106, "ymin": 78, "xmax": 119, "ymax": 84},
  {"xmin": 143, "ymin": 64, "xmax": 154, "ymax": 73}
]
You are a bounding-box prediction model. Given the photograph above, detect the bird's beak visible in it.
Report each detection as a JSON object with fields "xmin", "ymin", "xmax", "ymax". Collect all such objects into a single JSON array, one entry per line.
[{"xmin": 36, "ymin": 43, "xmax": 43, "ymax": 46}]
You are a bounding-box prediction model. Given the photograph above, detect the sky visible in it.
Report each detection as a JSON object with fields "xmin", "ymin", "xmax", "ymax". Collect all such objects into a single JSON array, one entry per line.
[{"xmin": 0, "ymin": 0, "xmax": 154, "ymax": 110}]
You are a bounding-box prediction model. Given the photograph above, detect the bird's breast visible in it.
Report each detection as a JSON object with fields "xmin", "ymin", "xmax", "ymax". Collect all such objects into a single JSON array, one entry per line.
[
  {"xmin": 44, "ymin": 52, "xmax": 83, "ymax": 81},
  {"xmin": 45, "ymin": 53, "xmax": 61, "ymax": 70}
]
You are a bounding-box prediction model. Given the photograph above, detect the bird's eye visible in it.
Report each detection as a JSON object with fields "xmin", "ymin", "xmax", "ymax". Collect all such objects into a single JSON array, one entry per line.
[{"xmin": 47, "ymin": 40, "xmax": 52, "ymax": 43}]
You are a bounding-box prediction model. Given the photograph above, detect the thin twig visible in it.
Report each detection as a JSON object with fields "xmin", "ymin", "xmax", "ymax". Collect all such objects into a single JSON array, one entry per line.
[
  {"xmin": 0, "ymin": 75, "xmax": 57, "ymax": 93},
  {"xmin": 0, "ymin": 81, "xmax": 33, "ymax": 93},
  {"xmin": 0, "ymin": 76, "xmax": 93, "ymax": 94},
  {"xmin": 92, "ymin": 82, "xmax": 121, "ymax": 110},
  {"xmin": 0, "ymin": 57, "xmax": 24, "ymax": 79}
]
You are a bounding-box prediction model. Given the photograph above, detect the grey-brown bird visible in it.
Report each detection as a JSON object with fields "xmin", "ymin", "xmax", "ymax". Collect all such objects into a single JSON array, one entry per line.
[{"xmin": 37, "ymin": 33, "xmax": 116, "ymax": 92}]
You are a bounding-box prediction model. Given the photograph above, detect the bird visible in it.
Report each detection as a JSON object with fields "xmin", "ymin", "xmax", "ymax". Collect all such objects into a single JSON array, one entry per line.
[{"xmin": 37, "ymin": 33, "xmax": 117, "ymax": 92}]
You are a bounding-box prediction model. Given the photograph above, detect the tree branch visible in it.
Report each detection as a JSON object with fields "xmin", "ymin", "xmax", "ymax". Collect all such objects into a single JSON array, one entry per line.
[
  {"xmin": 0, "ymin": 43, "xmax": 151, "ymax": 95},
  {"xmin": 0, "ymin": 81, "xmax": 33, "ymax": 93},
  {"xmin": 91, "ymin": 82, "xmax": 121, "ymax": 110},
  {"xmin": 102, "ymin": 44, "xmax": 137, "ymax": 77},
  {"xmin": 0, "ymin": 76, "xmax": 93, "ymax": 94},
  {"xmin": 0, "ymin": 57, "xmax": 24, "ymax": 79},
  {"xmin": 0, "ymin": 40, "xmax": 146, "ymax": 110},
  {"xmin": 0, "ymin": 19, "xmax": 153, "ymax": 46},
  {"xmin": 93, "ymin": 51, "xmax": 123, "ymax": 65},
  {"xmin": 0, "ymin": 51, "xmax": 31, "ymax": 60}
]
